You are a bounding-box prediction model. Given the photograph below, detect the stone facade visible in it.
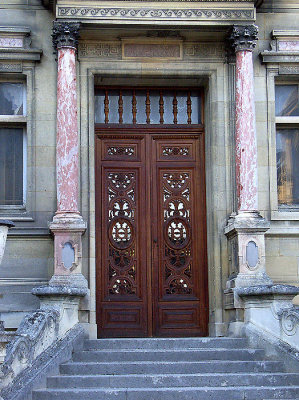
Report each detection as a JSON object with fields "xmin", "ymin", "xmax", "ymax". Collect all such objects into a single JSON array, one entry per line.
[{"xmin": 0, "ymin": 0, "xmax": 298, "ymax": 341}]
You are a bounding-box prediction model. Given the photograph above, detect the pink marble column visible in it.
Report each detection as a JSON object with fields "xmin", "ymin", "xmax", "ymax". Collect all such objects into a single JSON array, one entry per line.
[
  {"xmin": 50, "ymin": 22, "xmax": 87, "ymax": 289},
  {"xmin": 230, "ymin": 25, "xmax": 259, "ymax": 213},
  {"xmin": 224, "ymin": 25, "xmax": 272, "ymax": 297},
  {"xmin": 56, "ymin": 47, "xmax": 79, "ymax": 216},
  {"xmin": 53, "ymin": 22, "xmax": 81, "ymax": 218}
]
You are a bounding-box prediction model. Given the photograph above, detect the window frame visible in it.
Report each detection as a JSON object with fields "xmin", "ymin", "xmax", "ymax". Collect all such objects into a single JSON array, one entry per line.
[
  {"xmin": 269, "ymin": 75, "xmax": 299, "ymax": 220},
  {"xmin": 0, "ymin": 71, "xmax": 35, "ymax": 222},
  {"xmin": 0, "ymin": 79, "xmax": 27, "ymax": 209},
  {"xmin": 0, "ymin": 125, "xmax": 27, "ymax": 209}
]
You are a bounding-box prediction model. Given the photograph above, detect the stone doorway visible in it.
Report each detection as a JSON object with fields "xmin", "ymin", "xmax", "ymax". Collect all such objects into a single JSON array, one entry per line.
[{"xmin": 95, "ymin": 88, "xmax": 208, "ymax": 337}]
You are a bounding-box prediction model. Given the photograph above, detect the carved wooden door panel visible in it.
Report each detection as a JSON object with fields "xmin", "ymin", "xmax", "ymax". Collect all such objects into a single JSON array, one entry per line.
[
  {"xmin": 151, "ymin": 135, "xmax": 208, "ymax": 336},
  {"xmin": 96, "ymin": 130, "xmax": 208, "ymax": 337}
]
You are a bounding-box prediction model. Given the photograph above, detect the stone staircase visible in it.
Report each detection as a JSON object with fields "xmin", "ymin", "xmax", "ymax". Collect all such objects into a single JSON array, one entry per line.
[{"xmin": 32, "ymin": 337, "xmax": 299, "ymax": 400}]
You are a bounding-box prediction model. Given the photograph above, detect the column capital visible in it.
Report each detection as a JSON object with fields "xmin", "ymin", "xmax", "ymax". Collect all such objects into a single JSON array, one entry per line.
[
  {"xmin": 52, "ymin": 21, "xmax": 80, "ymax": 51},
  {"xmin": 228, "ymin": 25, "xmax": 258, "ymax": 53}
]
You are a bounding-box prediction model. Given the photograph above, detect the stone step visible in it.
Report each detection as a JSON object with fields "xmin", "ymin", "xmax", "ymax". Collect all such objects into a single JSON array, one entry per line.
[
  {"xmin": 60, "ymin": 360, "xmax": 285, "ymax": 375},
  {"xmin": 72, "ymin": 348, "xmax": 265, "ymax": 362},
  {"xmin": 32, "ymin": 386, "xmax": 299, "ymax": 400},
  {"xmin": 47, "ymin": 372, "xmax": 299, "ymax": 389},
  {"xmin": 84, "ymin": 337, "xmax": 248, "ymax": 351}
]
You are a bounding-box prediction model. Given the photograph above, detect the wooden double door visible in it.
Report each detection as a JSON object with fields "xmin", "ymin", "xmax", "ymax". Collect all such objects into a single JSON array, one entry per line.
[{"xmin": 96, "ymin": 128, "xmax": 208, "ymax": 337}]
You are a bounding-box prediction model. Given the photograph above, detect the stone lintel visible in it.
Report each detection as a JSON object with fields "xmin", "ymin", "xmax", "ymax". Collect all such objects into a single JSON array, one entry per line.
[
  {"xmin": 56, "ymin": 3, "xmax": 256, "ymax": 25},
  {"xmin": 272, "ymin": 30, "xmax": 299, "ymax": 40},
  {"xmin": 0, "ymin": 26, "xmax": 31, "ymax": 36},
  {"xmin": 0, "ymin": 48, "xmax": 43, "ymax": 62},
  {"xmin": 261, "ymin": 52, "xmax": 299, "ymax": 64}
]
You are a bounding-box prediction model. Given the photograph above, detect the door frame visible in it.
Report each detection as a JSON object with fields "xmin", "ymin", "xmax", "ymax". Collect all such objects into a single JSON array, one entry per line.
[{"xmin": 95, "ymin": 126, "xmax": 208, "ymax": 337}]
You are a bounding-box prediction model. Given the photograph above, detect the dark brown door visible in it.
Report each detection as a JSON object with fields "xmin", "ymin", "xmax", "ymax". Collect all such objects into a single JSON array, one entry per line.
[{"xmin": 95, "ymin": 128, "xmax": 208, "ymax": 337}]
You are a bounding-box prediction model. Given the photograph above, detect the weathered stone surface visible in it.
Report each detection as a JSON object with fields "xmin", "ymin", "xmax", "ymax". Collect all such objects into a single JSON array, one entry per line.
[
  {"xmin": 32, "ymin": 285, "xmax": 87, "ymax": 297},
  {"xmin": 0, "ymin": 221, "xmax": 14, "ymax": 266},
  {"xmin": 237, "ymin": 284, "xmax": 299, "ymax": 297},
  {"xmin": 238, "ymin": 284, "xmax": 299, "ymax": 354},
  {"xmin": 0, "ymin": 324, "xmax": 85, "ymax": 400}
]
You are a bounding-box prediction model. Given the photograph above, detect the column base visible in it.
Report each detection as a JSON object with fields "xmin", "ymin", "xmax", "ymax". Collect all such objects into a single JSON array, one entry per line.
[
  {"xmin": 49, "ymin": 273, "xmax": 88, "ymax": 288},
  {"xmin": 227, "ymin": 272, "xmax": 273, "ymax": 289},
  {"xmin": 49, "ymin": 213, "xmax": 88, "ymax": 289},
  {"xmin": 225, "ymin": 211, "xmax": 271, "ymax": 290}
]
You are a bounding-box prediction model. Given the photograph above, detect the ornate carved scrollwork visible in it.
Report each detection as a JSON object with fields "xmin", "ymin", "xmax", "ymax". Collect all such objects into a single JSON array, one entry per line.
[
  {"xmin": 107, "ymin": 146, "xmax": 135, "ymax": 156},
  {"xmin": 278, "ymin": 307, "xmax": 299, "ymax": 336},
  {"xmin": 106, "ymin": 172, "xmax": 138, "ymax": 296},
  {"xmin": 228, "ymin": 25, "xmax": 258, "ymax": 52},
  {"xmin": 1, "ymin": 309, "xmax": 59, "ymax": 377},
  {"xmin": 162, "ymin": 146, "xmax": 189, "ymax": 156},
  {"xmin": 162, "ymin": 172, "xmax": 193, "ymax": 296},
  {"xmin": 52, "ymin": 21, "xmax": 80, "ymax": 51}
]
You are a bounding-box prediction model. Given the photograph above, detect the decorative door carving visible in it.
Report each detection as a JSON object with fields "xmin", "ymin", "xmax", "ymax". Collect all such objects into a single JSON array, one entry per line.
[{"xmin": 96, "ymin": 129, "xmax": 208, "ymax": 337}]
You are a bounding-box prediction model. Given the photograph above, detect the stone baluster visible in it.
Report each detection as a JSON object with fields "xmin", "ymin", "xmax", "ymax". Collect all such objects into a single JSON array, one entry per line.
[{"xmin": 49, "ymin": 21, "xmax": 87, "ymax": 289}]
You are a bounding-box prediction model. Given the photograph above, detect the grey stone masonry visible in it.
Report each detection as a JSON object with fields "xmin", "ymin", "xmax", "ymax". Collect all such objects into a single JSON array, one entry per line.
[{"xmin": 32, "ymin": 337, "xmax": 299, "ymax": 400}]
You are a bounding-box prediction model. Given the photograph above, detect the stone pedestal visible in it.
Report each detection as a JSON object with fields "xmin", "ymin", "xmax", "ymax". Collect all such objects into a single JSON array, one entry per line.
[
  {"xmin": 32, "ymin": 286, "xmax": 87, "ymax": 337},
  {"xmin": 238, "ymin": 285, "xmax": 299, "ymax": 353},
  {"xmin": 225, "ymin": 211, "xmax": 272, "ymax": 290}
]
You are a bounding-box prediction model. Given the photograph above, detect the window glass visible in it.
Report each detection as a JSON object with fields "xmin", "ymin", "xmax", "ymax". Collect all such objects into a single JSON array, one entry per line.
[
  {"xmin": 94, "ymin": 92, "xmax": 105, "ymax": 124},
  {"xmin": 177, "ymin": 91, "xmax": 188, "ymax": 125},
  {"xmin": 275, "ymin": 85, "xmax": 299, "ymax": 117},
  {"xmin": 0, "ymin": 83, "xmax": 25, "ymax": 116},
  {"xmin": 276, "ymin": 128, "xmax": 299, "ymax": 206},
  {"xmin": 0, "ymin": 128, "xmax": 24, "ymax": 206}
]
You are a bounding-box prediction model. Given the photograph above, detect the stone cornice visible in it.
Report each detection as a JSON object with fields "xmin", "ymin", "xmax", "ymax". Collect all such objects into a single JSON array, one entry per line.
[
  {"xmin": 228, "ymin": 24, "xmax": 258, "ymax": 52},
  {"xmin": 52, "ymin": 21, "xmax": 81, "ymax": 50},
  {"xmin": 57, "ymin": 5, "xmax": 255, "ymax": 24}
]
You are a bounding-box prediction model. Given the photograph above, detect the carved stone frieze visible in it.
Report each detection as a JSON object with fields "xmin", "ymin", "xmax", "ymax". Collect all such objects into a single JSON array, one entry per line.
[
  {"xmin": 52, "ymin": 21, "xmax": 81, "ymax": 51},
  {"xmin": 184, "ymin": 42, "xmax": 225, "ymax": 59},
  {"xmin": 57, "ymin": 6, "xmax": 255, "ymax": 21},
  {"xmin": 78, "ymin": 42, "xmax": 121, "ymax": 59},
  {"xmin": 0, "ymin": 62, "xmax": 22, "ymax": 72},
  {"xmin": 123, "ymin": 42, "xmax": 182, "ymax": 59},
  {"xmin": 79, "ymin": 41, "xmax": 225, "ymax": 60},
  {"xmin": 279, "ymin": 65, "xmax": 299, "ymax": 74},
  {"xmin": 228, "ymin": 24, "xmax": 258, "ymax": 52}
]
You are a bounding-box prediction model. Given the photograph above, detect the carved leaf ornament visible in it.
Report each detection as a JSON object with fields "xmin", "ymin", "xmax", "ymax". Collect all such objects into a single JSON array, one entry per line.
[
  {"xmin": 163, "ymin": 172, "xmax": 193, "ymax": 296},
  {"xmin": 107, "ymin": 172, "xmax": 137, "ymax": 296}
]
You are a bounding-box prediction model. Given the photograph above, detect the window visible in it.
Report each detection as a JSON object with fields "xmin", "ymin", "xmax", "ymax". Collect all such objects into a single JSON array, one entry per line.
[
  {"xmin": 94, "ymin": 88, "xmax": 203, "ymax": 125},
  {"xmin": 0, "ymin": 82, "xmax": 26, "ymax": 207},
  {"xmin": 275, "ymin": 84, "xmax": 299, "ymax": 209}
]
